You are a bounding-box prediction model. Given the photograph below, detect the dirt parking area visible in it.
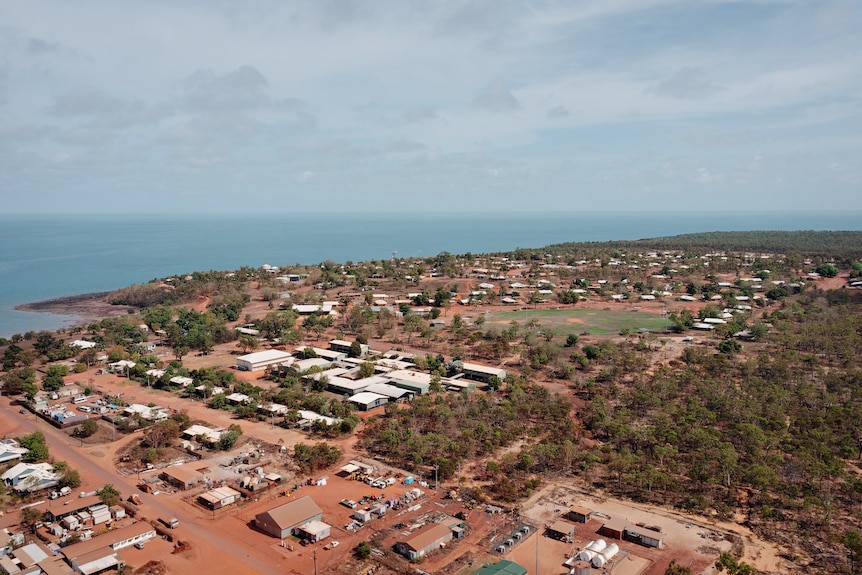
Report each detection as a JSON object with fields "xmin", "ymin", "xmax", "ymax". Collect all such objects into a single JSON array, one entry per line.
[{"xmin": 506, "ymin": 483, "xmax": 738, "ymax": 575}]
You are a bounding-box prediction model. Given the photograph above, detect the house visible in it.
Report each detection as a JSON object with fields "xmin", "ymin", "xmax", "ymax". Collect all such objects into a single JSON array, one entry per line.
[
  {"xmin": 199, "ymin": 486, "xmax": 242, "ymax": 510},
  {"xmin": 122, "ymin": 404, "xmax": 168, "ymax": 422},
  {"xmin": 1, "ymin": 462, "xmax": 61, "ymax": 494},
  {"xmin": 0, "ymin": 439, "xmax": 28, "ymax": 464},
  {"xmin": 254, "ymin": 496, "xmax": 323, "ymax": 539},
  {"xmin": 236, "ymin": 349, "xmax": 292, "ymax": 371},
  {"xmin": 296, "ymin": 410, "xmax": 340, "ymax": 427},
  {"xmin": 225, "ymin": 392, "xmax": 252, "ymax": 405},
  {"xmin": 291, "ymin": 303, "xmax": 335, "ymax": 315},
  {"xmin": 108, "ymin": 360, "xmax": 136, "ymax": 373},
  {"xmin": 70, "ymin": 340, "xmax": 97, "ymax": 349},
  {"xmin": 566, "ymin": 505, "xmax": 592, "ymax": 523},
  {"xmin": 474, "ymin": 560, "xmax": 528, "ymax": 575},
  {"xmin": 169, "ymin": 376, "xmax": 193, "ymax": 387},
  {"xmin": 160, "ymin": 464, "xmax": 202, "ymax": 491},
  {"xmin": 459, "ymin": 362, "xmax": 507, "ymax": 384},
  {"xmin": 135, "ymin": 342, "xmax": 156, "ymax": 353},
  {"xmin": 235, "ymin": 327, "xmax": 260, "ymax": 336},
  {"xmin": 394, "ymin": 523, "xmax": 454, "ymax": 561},
  {"xmin": 182, "ymin": 424, "xmax": 224, "ymax": 445},
  {"xmin": 329, "ymin": 339, "xmax": 369, "ymax": 356},
  {"xmin": 348, "ymin": 392, "xmax": 388, "ymax": 411}
]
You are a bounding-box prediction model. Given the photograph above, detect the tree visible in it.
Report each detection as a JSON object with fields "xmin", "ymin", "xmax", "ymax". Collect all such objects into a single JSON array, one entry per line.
[
  {"xmin": 76, "ymin": 418, "xmax": 99, "ymax": 438},
  {"xmin": 358, "ymin": 362, "xmax": 375, "ymax": 379},
  {"xmin": 565, "ymin": 334, "xmax": 579, "ymax": 347},
  {"xmin": 354, "ymin": 541, "xmax": 372, "ymax": 559},
  {"xmin": 143, "ymin": 419, "xmax": 180, "ymax": 450},
  {"xmin": 60, "ymin": 469, "xmax": 82, "ymax": 489},
  {"xmin": 2, "ymin": 367, "xmax": 36, "ymax": 395},
  {"xmin": 845, "ymin": 530, "xmax": 862, "ymax": 574},
  {"xmin": 349, "ymin": 340, "xmax": 363, "ymax": 358},
  {"xmin": 236, "ymin": 334, "xmax": 259, "ymax": 354},
  {"xmin": 19, "ymin": 431, "xmax": 49, "ymax": 462},
  {"xmin": 815, "ymin": 263, "xmax": 839, "ymax": 278},
  {"xmin": 42, "ymin": 364, "xmax": 68, "ymax": 391},
  {"xmin": 219, "ymin": 429, "xmax": 241, "ymax": 450},
  {"xmin": 97, "ymin": 484, "xmax": 121, "ymax": 507},
  {"xmin": 718, "ymin": 339, "xmax": 742, "ymax": 355},
  {"xmin": 20, "ymin": 507, "xmax": 44, "ymax": 533}
]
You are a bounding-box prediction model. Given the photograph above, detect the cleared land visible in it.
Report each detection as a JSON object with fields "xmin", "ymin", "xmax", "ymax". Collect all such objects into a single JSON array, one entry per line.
[{"xmin": 488, "ymin": 307, "xmax": 669, "ymax": 336}]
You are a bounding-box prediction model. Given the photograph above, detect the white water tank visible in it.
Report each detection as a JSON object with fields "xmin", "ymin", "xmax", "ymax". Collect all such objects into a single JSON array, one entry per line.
[
  {"xmin": 578, "ymin": 539, "xmax": 607, "ymax": 562},
  {"xmin": 591, "ymin": 543, "xmax": 619, "ymax": 568}
]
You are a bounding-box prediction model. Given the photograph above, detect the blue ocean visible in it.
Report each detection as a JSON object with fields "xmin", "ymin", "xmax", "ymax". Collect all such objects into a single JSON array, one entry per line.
[{"xmin": 1, "ymin": 211, "xmax": 860, "ymax": 337}]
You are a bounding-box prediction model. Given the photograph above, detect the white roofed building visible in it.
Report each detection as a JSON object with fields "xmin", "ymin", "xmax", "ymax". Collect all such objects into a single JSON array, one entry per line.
[{"xmin": 236, "ymin": 349, "xmax": 293, "ymax": 371}]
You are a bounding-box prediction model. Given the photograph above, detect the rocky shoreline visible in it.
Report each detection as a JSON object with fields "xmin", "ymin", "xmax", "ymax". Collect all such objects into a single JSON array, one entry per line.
[{"xmin": 15, "ymin": 292, "xmax": 136, "ymax": 322}]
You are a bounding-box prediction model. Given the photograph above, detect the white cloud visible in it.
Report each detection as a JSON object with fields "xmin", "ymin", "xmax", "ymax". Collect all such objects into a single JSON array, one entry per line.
[{"xmin": 0, "ymin": 0, "xmax": 859, "ymax": 213}]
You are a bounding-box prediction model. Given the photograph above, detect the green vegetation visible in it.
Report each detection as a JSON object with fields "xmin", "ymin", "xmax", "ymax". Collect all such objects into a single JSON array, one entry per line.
[
  {"xmin": 97, "ymin": 484, "xmax": 121, "ymax": 507},
  {"xmin": 19, "ymin": 431, "xmax": 49, "ymax": 462},
  {"xmin": 292, "ymin": 442, "xmax": 342, "ymax": 473},
  {"xmin": 489, "ymin": 308, "xmax": 668, "ymax": 336}
]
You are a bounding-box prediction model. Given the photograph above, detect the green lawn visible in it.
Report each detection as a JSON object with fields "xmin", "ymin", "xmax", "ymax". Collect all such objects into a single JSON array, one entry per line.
[{"xmin": 487, "ymin": 307, "xmax": 669, "ymax": 336}]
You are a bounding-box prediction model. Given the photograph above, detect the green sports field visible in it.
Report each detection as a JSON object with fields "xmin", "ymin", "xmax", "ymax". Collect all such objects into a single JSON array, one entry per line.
[{"xmin": 487, "ymin": 307, "xmax": 669, "ymax": 336}]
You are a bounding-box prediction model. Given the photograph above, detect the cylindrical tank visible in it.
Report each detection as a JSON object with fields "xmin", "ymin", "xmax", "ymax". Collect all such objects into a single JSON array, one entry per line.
[
  {"xmin": 569, "ymin": 560, "xmax": 591, "ymax": 575},
  {"xmin": 578, "ymin": 538, "xmax": 607, "ymax": 561},
  {"xmin": 592, "ymin": 543, "xmax": 620, "ymax": 568},
  {"xmin": 578, "ymin": 549, "xmax": 596, "ymax": 562}
]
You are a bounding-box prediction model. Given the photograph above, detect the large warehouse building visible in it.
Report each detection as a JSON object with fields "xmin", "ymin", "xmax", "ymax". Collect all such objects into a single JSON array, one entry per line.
[
  {"xmin": 236, "ymin": 349, "xmax": 293, "ymax": 371},
  {"xmin": 254, "ymin": 496, "xmax": 323, "ymax": 539}
]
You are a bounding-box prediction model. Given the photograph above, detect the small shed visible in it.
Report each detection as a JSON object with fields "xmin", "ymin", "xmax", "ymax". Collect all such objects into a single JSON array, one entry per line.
[
  {"xmin": 199, "ymin": 486, "xmax": 242, "ymax": 510},
  {"xmin": 600, "ymin": 518, "xmax": 628, "ymax": 540},
  {"xmin": 353, "ymin": 508, "xmax": 372, "ymax": 523},
  {"xmin": 296, "ymin": 520, "xmax": 331, "ymax": 543},
  {"xmin": 548, "ymin": 520, "xmax": 576, "ymax": 540},
  {"xmin": 566, "ymin": 505, "xmax": 592, "ymax": 523}
]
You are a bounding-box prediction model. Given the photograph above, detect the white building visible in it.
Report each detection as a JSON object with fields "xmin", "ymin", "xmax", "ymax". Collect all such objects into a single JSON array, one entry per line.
[{"xmin": 236, "ymin": 349, "xmax": 293, "ymax": 371}]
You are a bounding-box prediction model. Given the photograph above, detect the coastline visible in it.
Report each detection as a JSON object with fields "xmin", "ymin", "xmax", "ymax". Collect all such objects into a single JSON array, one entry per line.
[{"xmin": 14, "ymin": 292, "xmax": 136, "ymax": 324}]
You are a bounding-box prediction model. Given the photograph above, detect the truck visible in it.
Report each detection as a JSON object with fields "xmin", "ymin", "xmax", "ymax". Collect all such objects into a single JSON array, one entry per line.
[
  {"xmin": 160, "ymin": 517, "xmax": 179, "ymax": 529},
  {"xmin": 50, "ymin": 486, "xmax": 72, "ymax": 500}
]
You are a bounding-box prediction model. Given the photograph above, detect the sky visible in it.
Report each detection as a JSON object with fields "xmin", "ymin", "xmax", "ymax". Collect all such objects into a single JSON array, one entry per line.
[{"xmin": 1, "ymin": 0, "xmax": 860, "ymax": 214}]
